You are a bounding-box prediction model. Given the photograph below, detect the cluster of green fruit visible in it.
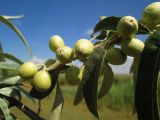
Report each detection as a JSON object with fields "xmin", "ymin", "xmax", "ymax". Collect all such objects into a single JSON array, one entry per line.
[
  {"xmin": 106, "ymin": 2, "xmax": 160, "ymax": 65},
  {"xmin": 105, "ymin": 15, "xmax": 144, "ymax": 66},
  {"xmin": 49, "ymin": 35, "xmax": 94, "ymax": 85},
  {"xmin": 49, "ymin": 35, "xmax": 94, "ymax": 63},
  {"xmin": 18, "ymin": 62, "xmax": 51, "ymax": 92},
  {"xmin": 17, "ymin": 2, "xmax": 160, "ymax": 90}
]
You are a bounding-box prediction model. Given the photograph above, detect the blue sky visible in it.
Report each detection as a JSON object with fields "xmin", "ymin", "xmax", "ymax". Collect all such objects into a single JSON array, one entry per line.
[{"xmin": 0, "ymin": 0, "xmax": 158, "ymax": 67}]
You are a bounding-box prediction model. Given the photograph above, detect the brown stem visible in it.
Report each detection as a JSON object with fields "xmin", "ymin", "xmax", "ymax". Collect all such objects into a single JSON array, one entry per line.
[
  {"xmin": 18, "ymin": 82, "xmax": 33, "ymax": 89},
  {"xmin": 46, "ymin": 60, "xmax": 64, "ymax": 71},
  {"xmin": 37, "ymin": 100, "xmax": 42, "ymax": 115}
]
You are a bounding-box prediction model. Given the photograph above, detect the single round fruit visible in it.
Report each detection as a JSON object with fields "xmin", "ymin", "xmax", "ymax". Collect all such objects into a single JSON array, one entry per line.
[
  {"xmin": 142, "ymin": 2, "xmax": 160, "ymax": 29},
  {"xmin": 121, "ymin": 38, "xmax": 145, "ymax": 57},
  {"xmin": 49, "ymin": 35, "xmax": 64, "ymax": 52},
  {"xmin": 74, "ymin": 39, "xmax": 94, "ymax": 58},
  {"xmin": 33, "ymin": 71, "xmax": 51, "ymax": 92},
  {"xmin": 105, "ymin": 47, "xmax": 127, "ymax": 65},
  {"xmin": 65, "ymin": 66, "xmax": 85, "ymax": 85},
  {"xmin": 117, "ymin": 16, "xmax": 138, "ymax": 39},
  {"xmin": 56, "ymin": 46, "xmax": 74, "ymax": 63},
  {"xmin": 18, "ymin": 62, "xmax": 37, "ymax": 79}
]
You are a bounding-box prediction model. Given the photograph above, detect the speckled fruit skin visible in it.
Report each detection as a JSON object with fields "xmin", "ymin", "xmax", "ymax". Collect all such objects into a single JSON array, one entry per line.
[
  {"xmin": 18, "ymin": 62, "xmax": 37, "ymax": 79},
  {"xmin": 105, "ymin": 47, "xmax": 127, "ymax": 65},
  {"xmin": 49, "ymin": 35, "xmax": 64, "ymax": 52},
  {"xmin": 33, "ymin": 71, "xmax": 51, "ymax": 92},
  {"xmin": 142, "ymin": 2, "xmax": 160, "ymax": 29},
  {"xmin": 117, "ymin": 16, "xmax": 138, "ymax": 39},
  {"xmin": 56, "ymin": 46, "xmax": 74, "ymax": 63},
  {"xmin": 65, "ymin": 66, "xmax": 84, "ymax": 85},
  {"xmin": 74, "ymin": 39, "xmax": 94, "ymax": 58},
  {"xmin": 121, "ymin": 38, "xmax": 145, "ymax": 57}
]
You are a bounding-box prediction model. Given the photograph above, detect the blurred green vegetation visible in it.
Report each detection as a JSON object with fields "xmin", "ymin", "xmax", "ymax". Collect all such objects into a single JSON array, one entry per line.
[
  {"xmin": 9, "ymin": 73, "xmax": 160, "ymax": 120},
  {"xmin": 99, "ymin": 74, "xmax": 134, "ymax": 110}
]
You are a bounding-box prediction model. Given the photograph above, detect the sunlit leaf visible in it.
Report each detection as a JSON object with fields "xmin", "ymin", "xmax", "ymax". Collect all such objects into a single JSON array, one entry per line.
[
  {"xmin": 49, "ymin": 83, "xmax": 63, "ymax": 120},
  {"xmin": 0, "ymin": 76, "xmax": 21, "ymax": 85},
  {"xmin": 0, "ymin": 52, "xmax": 23, "ymax": 65},
  {"xmin": 0, "ymin": 98, "xmax": 13, "ymax": 120},
  {"xmin": 0, "ymin": 62, "xmax": 20, "ymax": 70},
  {"xmin": 44, "ymin": 59, "xmax": 56, "ymax": 66},
  {"xmin": 2, "ymin": 15, "xmax": 24, "ymax": 20},
  {"xmin": 0, "ymin": 16, "xmax": 32, "ymax": 57},
  {"xmin": 0, "ymin": 42, "xmax": 9, "ymax": 79}
]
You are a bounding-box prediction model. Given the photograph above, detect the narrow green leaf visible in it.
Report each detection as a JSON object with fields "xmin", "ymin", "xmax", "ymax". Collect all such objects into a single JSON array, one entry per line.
[
  {"xmin": 83, "ymin": 62, "xmax": 100, "ymax": 119},
  {"xmin": 1, "ymin": 70, "xmax": 19, "ymax": 79},
  {"xmin": 92, "ymin": 31, "xmax": 107, "ymax": 40},
  {"xmin": 74, "ymin": 79, "xmax": 84, "ymax": 105},
  {"xmin": 93, "ymin": 16, "xmax": 150, "ymax": 35},
  {"xmin": 0, "ymin": 62, "xmax": 20, "ymax": 70},
  {"xmin": 0, "ymin": 42, "xmax": 9, "ymax": 78},
  {"xmin": 98, "ymin": 64, "xmax": 114, "ymax": 99},
  {"xmin": 49, "ymin": 103, "xmax": 63, "ymax": 120},
  {"xmin": 0, "ymin": 42, "xmax": 5, "ymax": 62},
  {"xmin": 94, "ymin": 16, "xmax": 121, "ymax": 33},
  {"xmin": 44, "ymin": 59, "xmax": 56, "ymax": 66},
  {"xmin": 0, "ymin": 16, "xmax": 32, "ymax": 57},
  {"xmin": 138, "ymin": 22, "xmax": 150, "ymax": 34},
  {"xmin": 2, "ymin": 15, "xmax": 24, "ymax": 20},
  {"xmin": 0, "ymin": 87, "xmax": 21, "ymax": 99},
  {"xmin": 0, "ymin": 98, "xmax": 13, "ymax": 120},
  {"xmin": 0, "ymin": 52, "xmax": 23, "ymax": 65},
  {"xmin": 83, "ymin": 52, "xmax": 104, "ymax": 119},
  {"xmin": 0, "ymin": 76, "xmax": 21, "ymax": 85},
  {"xmin": 49, "ymin": 83, "xmax": 63, "ymax": 120},
  {"xmin": 135, "ymin": 36, "xmax": 160, "ymax": 120}
]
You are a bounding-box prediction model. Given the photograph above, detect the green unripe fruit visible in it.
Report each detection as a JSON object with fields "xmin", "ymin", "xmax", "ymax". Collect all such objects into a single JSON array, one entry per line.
[
  {"xmin": 56, "ymin": 46, "xmax": 74, "ymax": 63},
  {"xmin": 33, "ymin": 71, "xmax": 51, "ymax": 92},
  {"xmin": 65, "ymin": 66, "xmax": 85, "ymax": 85},
  {"xmin": 121, "ymin": 38, "xmax": 145, "ymax": 57},
  {"xmin": 117, "ymin": 16, "xmax": 138, "ymax": 39},
  {"xmin": 142, "ymin": 2, "xmax": 160, "ymax": 29},
  {"xmin": 105, "ymin": 47, "xmax": 127, "ymax": 65},
  {"xmin": 74, "ymin": 39, "xmax": 94, "ymax": 58},
  {"xmin": 18, "ymin": 62, "xmax": 37, "ymax": 79},
  {"xmin": 49, "ymin": 35, "xmax": 64, "ymax": 52}
]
